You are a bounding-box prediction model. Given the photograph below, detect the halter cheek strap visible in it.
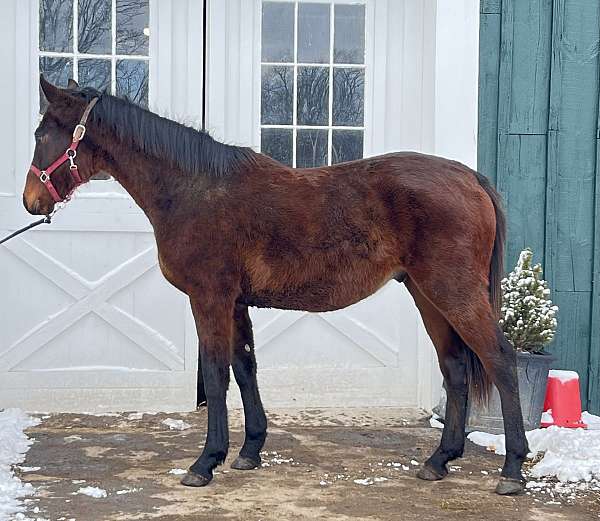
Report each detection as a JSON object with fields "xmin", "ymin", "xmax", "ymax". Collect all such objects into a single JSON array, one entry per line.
[{"xmin": 30, "ymin": 97, "xmax": 99, "ymax": 203}]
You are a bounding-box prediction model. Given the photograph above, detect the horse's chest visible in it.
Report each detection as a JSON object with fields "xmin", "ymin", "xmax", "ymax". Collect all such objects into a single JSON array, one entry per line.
[{"xmin": 158, "ymin": 251, "xmax": 186, "ymax": 291}]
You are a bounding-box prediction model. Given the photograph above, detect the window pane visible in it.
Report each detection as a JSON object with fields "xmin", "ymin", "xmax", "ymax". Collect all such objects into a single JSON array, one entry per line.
[
  {"xmin": 39, "ymin": 0, "xmax": 73, "ymax": 52},
  {"xmin": 332, "ymin": 130, "xmax": 363, "ymax": 164},
  {"xmin": 298, "ymin": 3, "xmax": 330, "ymax": 63},
  {"xmin": 262, "ymin": 128, "xmax": 293, "ymax": 167},
  {"xmin": 333, "ymin": 68, "xmax": 364, "ymax": 126},
  {"xmin": 78, "ymin": 0, "xmax": 112, "ymax": 54},
  {"xmin": 39, "ymin": 57, "xmax": 73, "ymax": 112},
  {"xmin": 116, "ymin": 0, "xmax": 150, "ymax": 55},
  {"xmin": 116, "ymin": 59, "xmax": 149, "ymax": 106},
  {"xmin": 297, "ymin": 129, "xmax": 328, "ymax": 168},
  {"xmin": 297, "ymin": 66, "xmax": 329, "ymax": 126},
  {"xmin": 262, "ymin": 2, "xmax": 294, "ymax": 62},
  {"xmin": 334, "ymin": 4, "xmax": 365, "ymax": 64},
  {"xmin": 78, "ymin": 59, "xmax": 111, "ymax": 91},
  {"xmin": 261, "ymin": 65, "xmax": 293, "ymax": 125}
]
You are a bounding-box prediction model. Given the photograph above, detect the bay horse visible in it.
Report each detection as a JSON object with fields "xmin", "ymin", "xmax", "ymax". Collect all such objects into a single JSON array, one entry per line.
[{"xmin": 22, "ymin": 76, "xmax": 528, "ymax": 495}]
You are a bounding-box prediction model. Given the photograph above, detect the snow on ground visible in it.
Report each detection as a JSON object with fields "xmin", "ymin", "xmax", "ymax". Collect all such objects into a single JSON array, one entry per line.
[
  {"xmin": 75, "ymin": 486, "xmax": 107, "ymax": 498},
  {"xmin": 582, "ymin": 411, "xmax": 600, "ymax": 430},
  {"xmin": 429, "ymin": 415, "xmax": 444, "ymax": 429},
  {"xmin": 467, "ymin": 411, "xmax": 600, "ymax": 483},
  {"xmin": 161, "ymin": 418, "xmax": 191, "ymax": 431},
  {"xmin": 116, "ymin": 487, "xmax": 142, "ymax": 495},
  {"xmin": 260, "ymin": 451, "xmax": 297, "ymax": 468},
  {"xmin": 0, "ymin": 409, "xmax": 40, "ymax": 521}
]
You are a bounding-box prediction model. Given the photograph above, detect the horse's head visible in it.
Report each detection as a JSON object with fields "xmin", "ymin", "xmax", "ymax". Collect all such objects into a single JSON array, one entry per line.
[{"xmin": 23, "ymin": 76, "xmax": 100, "ymax": 215}]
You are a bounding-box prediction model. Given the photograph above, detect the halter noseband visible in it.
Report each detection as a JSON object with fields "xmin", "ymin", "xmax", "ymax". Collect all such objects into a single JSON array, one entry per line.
[{"xmin": 30, "ymin": 97, "xmax": 99, "ymax": 203}]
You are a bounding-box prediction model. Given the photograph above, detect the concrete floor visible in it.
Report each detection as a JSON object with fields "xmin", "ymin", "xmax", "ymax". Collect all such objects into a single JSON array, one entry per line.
[{"xmin": 18, "ymin": 408, "xmax": 600, "ymax": 521}]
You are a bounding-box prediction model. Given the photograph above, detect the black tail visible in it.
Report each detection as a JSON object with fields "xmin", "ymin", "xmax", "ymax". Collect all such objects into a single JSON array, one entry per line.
[
  {"xmin": 464, "ymin": 341, "xmax": 492, "ymax": 404},
  {"xmin": 464, "ymin": 172, "xmax": 506, "ymax": 404}
]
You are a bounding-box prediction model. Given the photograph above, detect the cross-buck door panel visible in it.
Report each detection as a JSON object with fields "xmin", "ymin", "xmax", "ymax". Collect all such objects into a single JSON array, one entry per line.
[{"xmin": 0, "ymin": 0, "xmax": 203, "ymax": 412}]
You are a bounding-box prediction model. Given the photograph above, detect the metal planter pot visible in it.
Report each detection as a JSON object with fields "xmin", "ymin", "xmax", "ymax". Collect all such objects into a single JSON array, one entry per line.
[{"xmin": 435, "ymin": 351, "xmax": 555, "ymax": 434}]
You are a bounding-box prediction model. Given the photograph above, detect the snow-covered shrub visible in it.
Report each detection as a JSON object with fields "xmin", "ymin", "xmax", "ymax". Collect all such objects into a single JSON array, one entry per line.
[{"xmin": 499, "ymin": 248, "xmax": 558, "ymax": 353}]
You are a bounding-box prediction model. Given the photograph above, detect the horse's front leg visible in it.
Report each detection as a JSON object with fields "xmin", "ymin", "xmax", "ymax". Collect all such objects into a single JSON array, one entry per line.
[{"xmin": 181, "ymin": 295, "xmax": 235, "ymax": 487}]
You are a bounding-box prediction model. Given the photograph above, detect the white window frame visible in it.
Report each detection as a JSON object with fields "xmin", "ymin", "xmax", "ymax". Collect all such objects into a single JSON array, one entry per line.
[
  {"xmin": 259, "ymin": 0, "xmax": 368, "ymax": 167},
  {"xmin": 36, "ymin": 0, "xmax": 151, "ymax": 194},
  {"xmin": 38, "ymin": 0, "xmax": 150, "ymax": 98}
]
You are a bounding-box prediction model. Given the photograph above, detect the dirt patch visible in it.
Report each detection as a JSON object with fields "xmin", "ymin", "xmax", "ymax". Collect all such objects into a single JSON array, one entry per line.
[{"xmin": 17, "ymin": 409, "xmax": 600, "ymax": 520}]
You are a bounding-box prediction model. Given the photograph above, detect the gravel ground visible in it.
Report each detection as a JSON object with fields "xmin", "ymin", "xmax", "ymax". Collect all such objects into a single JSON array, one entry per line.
[{"xmin": 16, "ymin": 408, "xmax": 600, "ymax": 520}]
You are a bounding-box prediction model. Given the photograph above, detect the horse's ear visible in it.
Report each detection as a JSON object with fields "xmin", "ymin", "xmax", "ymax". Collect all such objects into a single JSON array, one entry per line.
[
  {"xmin": 40, "ymin": 74, "xmax": 65, "ymax": 104},
  {"xmin": 67, "ymin": 78, "xmax": 79, "ymax": 90}
]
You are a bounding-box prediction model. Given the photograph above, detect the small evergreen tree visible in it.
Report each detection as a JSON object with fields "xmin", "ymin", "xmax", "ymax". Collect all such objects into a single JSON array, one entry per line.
[{"xmin": 499, "ymin": 248, "xmax": 558, "ymax": 353}]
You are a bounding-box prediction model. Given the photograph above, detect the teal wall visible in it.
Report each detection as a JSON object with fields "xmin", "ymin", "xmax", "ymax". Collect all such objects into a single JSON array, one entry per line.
[{"xmin": 478, "ymin": 0, "xmax": 600, "ymax": 413}]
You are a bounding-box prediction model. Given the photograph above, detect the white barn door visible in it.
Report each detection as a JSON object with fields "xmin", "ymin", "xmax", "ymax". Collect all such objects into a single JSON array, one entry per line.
[
  {"xmin": 0, "ymin": 0, "xmax": 480, "ymax": 412},
  {"xmin": 208, "ymin": 0, "xmax": 441, "ymax": 408},
  {"xmin": 0, "ymin": 0, "xmax": 203, "ymax": 412}
]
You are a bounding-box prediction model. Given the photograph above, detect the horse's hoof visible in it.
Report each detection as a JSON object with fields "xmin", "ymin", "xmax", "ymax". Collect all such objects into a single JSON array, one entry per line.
[
  {"xmin": 416, "ymin": 464, "xmax": 447, "ymax": 481},
  {"xmin": 180, "ymin": 470, "xmax": 212, "ymax": 487},
  {"xmin": 495, "ymin": 477, "xmax": 525, "ymax": 496},
  {"xmin": 231, "ymin": 456, "xmax": 260, "ymax": 470}
]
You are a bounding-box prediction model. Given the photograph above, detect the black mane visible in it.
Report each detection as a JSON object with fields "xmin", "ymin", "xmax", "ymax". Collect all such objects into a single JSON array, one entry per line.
[{"xmin": 79, "ymin": 88, "xmax": 256, "ymax": 177}]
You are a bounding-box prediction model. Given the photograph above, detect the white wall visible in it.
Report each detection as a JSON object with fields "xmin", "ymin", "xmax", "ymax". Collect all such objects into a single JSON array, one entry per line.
[{"xmin": 434, "ymin": 0, "xmax": 480, "ymax": 169}]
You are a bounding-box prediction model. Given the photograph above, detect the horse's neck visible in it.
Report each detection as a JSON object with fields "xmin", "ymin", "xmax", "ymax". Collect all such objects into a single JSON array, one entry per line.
[{"xmin": 93, "ymin": 135, "xmax": 210, "ymax": 225}]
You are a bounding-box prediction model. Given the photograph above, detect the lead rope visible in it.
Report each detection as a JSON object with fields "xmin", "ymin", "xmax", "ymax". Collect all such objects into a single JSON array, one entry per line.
[
  {"xmin": 0, "ymin": 200, "xmax": 70, "ymax": 245},
  {"xmin": 0, "ymin": 216, "xmax": 52, "ymax": 245}
]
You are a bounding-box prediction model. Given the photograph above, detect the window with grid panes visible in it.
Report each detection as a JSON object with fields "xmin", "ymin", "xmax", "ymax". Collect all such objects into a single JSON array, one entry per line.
[
  {"xmin": 260, "ymin": 1, "xmax": 366, "ymax": 168},
  {"xmin": 38, "ymin": 0, "xmax": 150, "ymax": 113}
]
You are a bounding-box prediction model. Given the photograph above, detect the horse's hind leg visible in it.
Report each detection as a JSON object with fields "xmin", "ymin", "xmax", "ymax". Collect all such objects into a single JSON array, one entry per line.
[
  {"xmin": 409, "ymin": 274, "xmax": 528, "ymax": 495},
  {"xmin": 230, "ymin": 304, "xmax": 268, "ymax": 470},
  {"xmin": 405, "ymin": 279, "xmax": 469, "ymax": 480}
]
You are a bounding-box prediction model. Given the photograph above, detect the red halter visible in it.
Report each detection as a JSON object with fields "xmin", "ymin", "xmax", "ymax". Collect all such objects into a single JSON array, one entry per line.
[{"xmin": 29, "ymin": 97, "xmax": 99, "ymax": 203}]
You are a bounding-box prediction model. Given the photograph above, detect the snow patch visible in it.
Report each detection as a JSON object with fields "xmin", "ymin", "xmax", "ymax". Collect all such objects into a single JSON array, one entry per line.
[
  {"xmin": 116, "ymin": 487, "xmax": 141, "ymax": 495},
  {"xmin": 429, "ymin": 416, "xmax": 444, "ymax": 429},
  {"xmin": 76, "ymin": 486, "xmax": 107, "ymax": 498},
  {"xmin": 582, "ymin": 411, "xmax": 600, "ymax": 431},
  {"xmin": 161, "ymin": 419, "xmax": 191, "ymax": 431},
  {"xmin": 353, "ymin": 477, "xmax": 388, "ymax": 486},
  {"xmin": 168, "ymin": 468, "xmax": 187, "ymax": 475},
  {"xmin": 260, "ymin": 451, "xmax": 296, "ymax": 467},
  {"xmin": 16, "ymin": 467, "xmax": 40, "ymax": 473},
  {"xmin": 0, "ymin": 409, "xmax": 41, "ymax": 521},
  {"xmin": 468, "ymin": 412, "xmax": 600, "ymax": 483},
  {"xmin": 541, "ymin": 410, "xmax": 553, "ymax": 424},
  {"xmin": 548, "ymin": 370, "xmax": 579, "ymax": 383}
]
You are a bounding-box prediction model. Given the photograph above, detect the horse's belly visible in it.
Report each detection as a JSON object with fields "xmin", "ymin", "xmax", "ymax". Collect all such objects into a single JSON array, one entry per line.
[{"xmin": 243, "ymin": 261, "xmax": 403, "ymax": 312}]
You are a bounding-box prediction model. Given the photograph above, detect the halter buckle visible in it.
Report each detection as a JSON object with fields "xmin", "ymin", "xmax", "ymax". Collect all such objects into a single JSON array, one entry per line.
[
  {"xmin": 39, "ymin": 170, "xmax": 49, "ymax": 183},
  {"xmin": 67, "ymin": 148, "xmax": 77, "ymax": 169},
  {"xmin": 72, "ymin": 124, "xmax": 86, "ymax": 142}
]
